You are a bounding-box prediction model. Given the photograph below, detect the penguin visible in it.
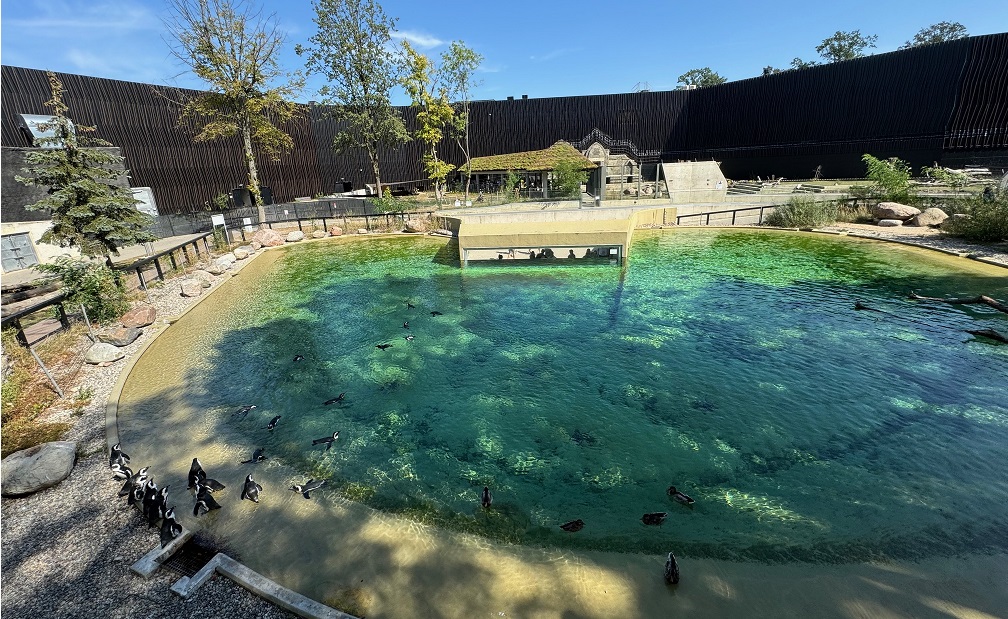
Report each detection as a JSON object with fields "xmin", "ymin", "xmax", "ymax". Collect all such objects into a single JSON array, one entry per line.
[
  {"xmin": 111, "ymin": 462, "xmax": 132, "ymax": 481},
  {"xmin": 290, "ymin": 479, "xmax": 326, "ymax": 499},
  {"xmin": 323, "ymin": 393, "xmax": 345, "ymax": 406},
  {"xmin": 109, "ymin": 442, "xmax": 130, "ymax": 468},
  {"xmin": 407, "ymin": 302, "xmax": 415, "ymax": 309},
  {"xmin": 560, "ymin": 519, "xmax": 584, "ymax": 532},
  {"xmin": 481, "ymin": 486, "xmax": 493, "ymax": 509},
  {"xmin": 403, "ymin": 321, "xmax": 410, "ymax": 329},
  {"xmin": 142, "ymin": 480, "xmax": 160, "ymax": 517},
  {"xmin": 187, "ymin": 458, "xmax": 205, "ymax": 489},
  {"xmin": 430, "ymin": 311, "xmax": 442, "ymax": 316},
  {"xmin": 293, "ymin": 354, "xmax": 305, "ymax": 362},
  {"xmin": 264, "ymin": 415, "xmax": 281, "ymax": 431},
  {"xmin": 232, "ymin": 404, "xmax": 257, "ymax": 419},
  {"xmin": 641, "ymin": 512, "xmax": 668, "ymax": 526},
  {"xmin": 241, "ymin": 447, "xmax": 268, "ymax": 464},
  {"xmin": 129, "ymin": 478, "xmax": 149, "ymax": 509},
  {"xmin": 193, "ymin": 482, "xmax": 222, "ymax": 515},
  {"xmin": 118, "ymin": 466, "xmax": 149, "ymax": 497},
  {"xmin": 241, "ymin": 474, "xmax": 262, "ymax": 503},
  {"xmin": 376, "ymin": 343, "xmax": 392, "ymax": 350},
  {"xmin": 404, "ymin": 334, "xmax": 414, "ymax": 341},
  {"xmin": 160, "ymin": 508, "xmax": 182, "ymax": 548},
  {"xmin": 149, "ymin": 486, "xmax": 169, "ymax": 528},
  {"xmin": 311, "ymin": 431, "xmax": 340, "ymax": 451},
  {"xmin": 664, "ymin": 552, "xmax": 680, "ymax": 585},
  {"xmin": 667, "ymin": 486, "xmax": 695, "ymax": 505}
]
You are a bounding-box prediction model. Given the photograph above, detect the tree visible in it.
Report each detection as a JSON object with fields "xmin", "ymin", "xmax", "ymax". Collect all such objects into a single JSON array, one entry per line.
[
  {"xmin": 16, "ymin": 72, "xmax": 154, "ymax": 260},
  {"xmin": 862, "ymin": 154, "xmax": 911, "ymax": 202},
  {"xmin": 762, "ymin": 66, "xmax": 784, "ymax": 76},
  {"xmin": 440, "ymin": 41, "xmax": 483, "ymax": 203},
  {"xmin": 400, "ymin": 41, "xmax": 456, "ymax": 205},
  {"xmin": 552, "ymin": 159, "xmax": 588, "ymax": 198},
  {"xmin": 296, "ymin": 0, "xmax": 408, "ymax": 198},
  {"xmin": 901, "ymin": 22, "xmax": 968, "ymax": 49},
  {"xmin": 816, "ymin": 30, "xmax": 878, "ymax": 63},
  {"xmin": 677, "ymin": 68, "xmax": 726, "ymax": 88},
  {"xmin": 790, "ymin": 57, "xmax": 818, "ymax": 70},
  {"xmin": 165, "ymin": 0, "xmax": 303, "ymax": 226}
]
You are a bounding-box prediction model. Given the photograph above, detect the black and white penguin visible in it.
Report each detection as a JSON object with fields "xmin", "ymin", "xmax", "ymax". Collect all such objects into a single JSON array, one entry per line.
[
  {"xmin": 233, "ymin": 404, "xmax": 257, "ymax": 419},
  {"xmin": 293, "ymin": 354, "xmax": 305, "ymax": 362},
  {"xmin": 376, "ymin": 343, "xmax": 392, "ymax": 350},
  {"xmin": 111, "ymin": 462, "xmax": 132, "ymax": 481},
  {"xmin": 160, "ymin": 507, "xmax": 182, "ymax": 548},
  {"xmin": 187, "ymin": 458, "xmax": 205, "ymax": 490},
  {"xmin": 290, "ymin": 479, "xmax": 326, "ymax": 499},
  {"xmin": 149, "ymin": 486, "xmax": 169, "ymax": 528},
  {"xmin": 430, "ymin": 311, "xmax": 443, "ymax": 316},
  {"xmin": 323, "ymin": 393, "xmax": 345, "ymax": 406},
  {"xmin": 664, "ymin": 552, "xmax": 680, "ymax": 584},
  {"xmin": 403, "ymin": 321, "xmax": 410, "ymax": 329},
  {"xmin": 481, "ymin": 486, "xmax": 493, "ymax": 509},
  {"xmin": 142, "ymin": 480, "xmax": 160, "ymax": 517},
  {"xmin": 193, "ymin": 482, "xmax": 222, "ymax": 516},
  {"xmin": 264, "ymin": 415, "xmax": 281, "ymax": 431},
  {"xmin": 118, "ymin": 466, "xmax": 149, "ymax": 497},
  {"xmin": 407, "ymin": 302, "xmax": 415, "ymax": 309},
  {"xmin": 129, "ymin": 478, "xmax": 150, "ymax": 509},
  {"xmin": 109, "ymin": 442, "xmax": 130, "ymax": 468},
  {"xmin": 404, "ymin": 334, "xmax": 414, "ymax": 341},
  {"xmin": 241, "ymin": 447, "xmax": 268, "ymax": 464},
  {"xmin": 311, "ymin": 431, "xmax": 340, "ymax": 451},
  {"xmin": 241, "ymin": 474, "xmax": 262, "ymax": 503}
]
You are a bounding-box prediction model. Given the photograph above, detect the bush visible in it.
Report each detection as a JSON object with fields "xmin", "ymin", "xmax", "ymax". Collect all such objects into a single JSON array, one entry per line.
[
  {"xmin": 36, "ymin": 257, "xmax": 129, "ymax": 324},
  {"xmin": 552, "ymin": 159, "xmax": 588, "ymax": 198},
  {"xmin": 763, "ymin": 196, "xmax": 839, "ymax": 228},
  {"xmin": 940, "ymin": 193, "xmax": 1008, "ymax": 242},
  {"xmin": 862, "ymin": 154, "xmax": 912, "ymax": 202}
]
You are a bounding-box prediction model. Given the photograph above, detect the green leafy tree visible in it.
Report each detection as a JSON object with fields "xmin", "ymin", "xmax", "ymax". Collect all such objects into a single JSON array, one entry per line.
[
  {"xmin": 901, "ymin": 22, "xmax": 968, "ymax": 49},
  {"xmin": 790, "ymin": 57, "xmax": 818, "ymax": 70},
  {"xmin": 16, "ymin": 72, "xmax": 154, "ymax": 260},
  {"xmin": 862, "ymin": 154, "xmax": 911, "ymax": 202},
  {"xmin": 677, "ymin": 67, "xmax": 726, "ymax": 88},
  {"xmin": 165, "ymin": 0, "xmax": 303, "ymax": 226},
  {"xmin": 552, "ymin": 159, "xmax": 588, "ymax": 198},
  {"xmin": 440, "ymin": 41, "xmax": 483, "ymax": 203},
  {"xmin": 297, "ymin": 0, "xmax": 408, "ymax": 198},
  {"xmin": 400, "ymin": 41, "xmax": 456, "ymax": 205},
  {"xmin": 816, "ymin": 30, "xmax": 878, "ymax": 63},
  {"xmin": 920, "ymin": 164, "xmax": 970, "ymax": 194},
  {"xmin": 36, "ymin": 257, "xmax": 130, "ymax": 324}
]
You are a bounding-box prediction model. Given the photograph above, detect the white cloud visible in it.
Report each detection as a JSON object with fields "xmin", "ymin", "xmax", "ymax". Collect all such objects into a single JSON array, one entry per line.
[
  {"xmin": 529, "ymin": 47, "xmax": 578, "ymax": 62},
  {"xmin": 7, "ymin": 0, "xmax": 160, "ymax": 33},
  {"xmin": 390, "ymin": 30, "xmax": 445, "ymax": 49}
]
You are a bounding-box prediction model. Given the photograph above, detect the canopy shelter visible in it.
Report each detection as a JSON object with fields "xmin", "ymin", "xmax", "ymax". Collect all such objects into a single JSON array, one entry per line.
[
  {"xmin": 456, "ymin": 218, "xmax": 631, "ymax": 266},
  {"xmin": 464, "ymin": 141, "xmax": 598, "ymax": 198}
]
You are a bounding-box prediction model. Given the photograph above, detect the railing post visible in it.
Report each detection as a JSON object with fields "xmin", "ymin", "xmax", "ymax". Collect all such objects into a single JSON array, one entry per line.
[
  {"xmin": 136, "ymin": 267, "xmax": 146, "ymax": 290},
  {"xmin": 57, "ymin": 301, "xmax": 70, "ymax": 330},
  {"xmin": 169, "ymin": 250, "xmax": 178, "ymax": 271},
  {"xmin": 732, "ymin": 211, "xmax": 737, "ymax": 226},
  {"xmin": 154, "ymin": 257, "xmax": 165, "ymax": 281}
]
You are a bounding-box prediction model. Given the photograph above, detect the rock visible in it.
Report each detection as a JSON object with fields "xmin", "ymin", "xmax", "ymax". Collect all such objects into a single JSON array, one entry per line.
[
  {"xmin": 84, "ymin": 342, "xmax": 125, "ymax": 365},
  {"xmin": 312, "ymin": 230, "xmax": 327, "ymax": 239},
  {"xmin": 403, "ymin": 222, "xmax": 422, "ymax": 233},
  {"xmin": 205, "ymin": 262, "xmax": 227, "ymax": 275},
  {"xmin": 180, "ymin": 279, "xmax": 204, "ymax": 297},
  {"xmin": 872, "ymin": 202, "xmax": 921, "ymax": 221},
  {"xmin": 97, "ymin": 326, "xmax": 141, "ymax": 347},
  {"xmin": 121, "ymin": 305, "xmax": 156, "ymax": 328},
  {"xmin": 192, "ymin": 270, "xmax": 213, "ymax": 287},
  {"xmin": 216, "ymin": 252, "xmax": 237, "ymax": 266},
  {"xmin": 357, "ymin": 228, "xmax": 369, "ymax": 235},
  {"xmin": 877, "ymin": 219, "xmax": 904, "ymax": 227},
  {"xmin": 1, "ymin": 441, "xmax": 77, "ymax": 497},
  {"xmin": 233, "ymin": 247, "xmax": 250, "ymax": 260},
  {"xmin": 250, "ymin": 240, "xmax": 263, "ymax": 250},
  {"xmin": 251, "ymin": 228, "xmax": 284, "ymax": 247},
  {"xmin": 328, "ymin": 225, "xmax": 343, "ymax": 236},
  {"xmin": 286, "ymin": 230, "xmax": 305, "ymax": 243},
  {"xmin": 911, "ymin": 207, "xmax": 948, "ymax": 227}
]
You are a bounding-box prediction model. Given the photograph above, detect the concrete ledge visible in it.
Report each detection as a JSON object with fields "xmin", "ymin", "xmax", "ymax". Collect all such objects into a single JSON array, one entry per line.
[
  {"xmin": 130, "ymin": 527, "xmax": 193, "ymax": 578},
  {"xmin": 170, "ymin": 552, "xmax": 356, "ymax": 619}
]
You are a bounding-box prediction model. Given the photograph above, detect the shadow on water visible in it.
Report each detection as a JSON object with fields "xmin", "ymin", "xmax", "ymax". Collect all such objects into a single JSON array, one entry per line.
[{"xmin": 113, "ymin": 231, "xmax": 1008, "ymax": 617}]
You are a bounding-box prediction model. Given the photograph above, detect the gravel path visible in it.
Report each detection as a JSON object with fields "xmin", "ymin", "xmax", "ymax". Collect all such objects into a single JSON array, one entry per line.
[{"xmin": 1, "ymin": 229, "xmax": 1004, "ymax": 619}]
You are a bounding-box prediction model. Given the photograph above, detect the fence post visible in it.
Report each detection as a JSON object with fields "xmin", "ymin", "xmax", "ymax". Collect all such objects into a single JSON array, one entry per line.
[{"xmin": 29, "ymin": 347, "xmax": 63, "ymax": 398}]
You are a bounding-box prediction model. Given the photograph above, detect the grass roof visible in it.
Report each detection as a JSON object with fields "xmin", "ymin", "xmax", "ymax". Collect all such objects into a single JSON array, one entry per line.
[{"xmin": 467, "ymin": 141, "xmax": 598, "ymax": 173}]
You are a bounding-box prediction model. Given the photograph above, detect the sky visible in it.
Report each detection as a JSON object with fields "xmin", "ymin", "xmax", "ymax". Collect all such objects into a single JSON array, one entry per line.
[{"xmin": 2, "ymin": 0, "xmax": 1007, "ymax": 106}]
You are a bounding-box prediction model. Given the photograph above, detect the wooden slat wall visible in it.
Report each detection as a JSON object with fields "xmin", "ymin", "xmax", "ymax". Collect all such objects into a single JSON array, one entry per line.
[{"xmin": 3, "ymin": 33, "xmax": 1005, "ymax": 215}]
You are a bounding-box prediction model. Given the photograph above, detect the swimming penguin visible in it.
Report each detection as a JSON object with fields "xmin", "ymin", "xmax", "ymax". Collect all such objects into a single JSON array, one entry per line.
[
  {"xmin": 232, "ymin": 404, "xmax": 257, "ymax": 419},
  {"xmin": 241, "ymin": 474, "xmax": 263, "ymax": 503},
  {"xmin": 323, "ymin": 393, "xmax": 345, "ymax": 406},
  {"xmin": 264, "ymin": 415, "xmax": 281, "ymax": 431},
  {"xmin": 376, "ymin": 343, "xmax": 392, "ymax": 350},
  {"xmin": 430, "ymin": 311, "xmax": 442, "ymax": 316},
  {"xmin": 160, "ymin": 507, "xmax": 182, "ymax": 548},
  {"xmin": 118, "ymin": 466, "xmax": 149, "ymax": 497},
  {"xmin": 241, "ymin": 447, "xmax": 268, "ymax": 464},
  {"xmin": 664, "ymin": 552, "xmax": 680, "ymax": 584},
  {"xmin": 404, "ymin": 334, "xmax": 414, "ymax": 341},
  {"xmin": 407, "ymin": 302, "xmax": 415, "ymax": 309},
  {"xmin": 560, "ymin": 519, "xmax": 585, "ymax": 532},
  {"xmin": 311, "ymin": 431, "xmax": 340, "ymax": 451},
  {"xmin": 481, "ymin": 486, "xmax": 493, "ymax": 509},
  {"xmin": 641, "ymin": 512, "xmax": 668, "ymax": 526},
  {"xmin": 403, "ymin": 321, "xmax": 410, "ymax": 329},
  {"xmin": 109, "ymin": 442, "xmax": 130, "ymax": 468},
  {"xmin": 667, "ymin": 486, "xmax": 695, "ymax": 505},
  {"xmin": 293, "ymin": 354, "xmax": 305, "ymax": 362},
  {"xmin": 290, "ymin": 479, "xmax": 326, "ymax": 499}
]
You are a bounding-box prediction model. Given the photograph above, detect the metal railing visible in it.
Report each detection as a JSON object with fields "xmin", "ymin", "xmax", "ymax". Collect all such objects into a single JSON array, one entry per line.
[{"xmin": 675, "ymin": 204, "xmax": 778, "ymax": 226}]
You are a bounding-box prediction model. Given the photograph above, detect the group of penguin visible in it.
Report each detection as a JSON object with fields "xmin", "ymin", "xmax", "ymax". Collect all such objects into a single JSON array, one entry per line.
[
  {"xmin": 373, "ymin": 301, "xmax": 443, "ymax": 351},
  {"xmin": 110, "ymin": 442, "xmax": 182, "ymax": 549}
]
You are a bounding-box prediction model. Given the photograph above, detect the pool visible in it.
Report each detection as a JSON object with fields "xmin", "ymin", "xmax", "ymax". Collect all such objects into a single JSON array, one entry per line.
[{"xmin": 117, "ymin": 229, "xmax": 1008, "ymax": 616}]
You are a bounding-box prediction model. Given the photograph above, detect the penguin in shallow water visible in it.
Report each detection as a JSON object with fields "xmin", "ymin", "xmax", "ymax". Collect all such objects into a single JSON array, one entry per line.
[
  {"xmin": 407, "ymin": 302, "xmax": 415, "ymax": 309},
  {"xmin": 311, "ymin": 431, "xmax": 340, "ymax": 451},
  {"xmin": 109, "ymin": 442, "xmax": 130, "ymax": 469},
  {"xmin": 430, "ymin": 311, "xmax": 443, "ymax": 316},
  {"xmin": 293, "ymin": 354, "xmax": 305, "ymax": 362},
  {"xmin": 481, "ymin": 486, "xmax": 492, "ymax": 509},
  {"xmin": 560, "ymin": 519, "xmax": 584, "ymax": 532},
  {"xmin": 376, "ymin": 343, "xmax": 392, "ymax": 350},
  {"xmin": 664, "ymin": 552, "xmax": 680, "ymax": 584},
  {"xmin": 232, "ymin": 404, "xmax": 256, "ymax": 419},
  {"xmin": 404, "ymin": 334, "xmax": 414, "ymax": 341},
  {"xmin": 403, "ymin": 321, "xmax": 410, "ymax": 329},
  {"xmin": 188, "ymin": 457, "xmax": 226, "ymax": 491},
  {"xmin": 264, "ymin": 415, "xmax": 281, "ymax": 431},
  {"xmin": 160, "ymin": 508, "xmax": 182, "ymax": 548},
  {"xmin": 241, "ymin": 448, "xmax": 268, "ymax": 464},
  {"xmin": 323, "ymin": 393, "xmax": 345, "ymax": 406},
  {"xmin": 241, "ymin": 474, "xmax": 262, "ymax": 503},
  {"xmin": 290, "ymin": 479, "xmax": 326, "ymax": 499},
  {"xmin": 193, "ymin": 482, "xmax": 222, "ymax": 515}
]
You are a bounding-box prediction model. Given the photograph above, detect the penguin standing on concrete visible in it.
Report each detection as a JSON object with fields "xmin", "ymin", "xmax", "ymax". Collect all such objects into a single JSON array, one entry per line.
[
  {"xmin": 149, "ymin": 486, "xmax": 169, "ymax": 528},
  {"xmin": 160, "ymin": 508, "xmax": 182, "ymax": 548},
  {"xmin": 109, "ymin": 442, "xmax": 130, "ymax": 469},
  {"xmin": 119, "ymin": 466, "xmax": 149, "ymax": 498},
  {"xmin": 241, "ymin": 474, "xmax": 262, "ymax": 503}
]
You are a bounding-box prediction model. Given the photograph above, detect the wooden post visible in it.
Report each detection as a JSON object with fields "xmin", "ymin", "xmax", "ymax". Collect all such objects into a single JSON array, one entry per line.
[{"xmin": 153, "ymin": 257, "xmax": 165, "ymax": 281}]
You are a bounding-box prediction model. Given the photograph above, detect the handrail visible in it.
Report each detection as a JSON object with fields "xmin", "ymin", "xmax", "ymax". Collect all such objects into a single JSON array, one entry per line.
[{"xmin": 675, "ymin": 204, "xmax": 777, "ymax": 226}]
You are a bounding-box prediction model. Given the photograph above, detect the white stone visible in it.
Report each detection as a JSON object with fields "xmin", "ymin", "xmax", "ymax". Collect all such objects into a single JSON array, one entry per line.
[
  {"xmin": 877, "ymin": 219, "xmax": 904, "ymax": 227},
  {"xmin": 1, "ymin": 442, "xmax": 77, "ymax": 496},
  {"xmin": 84, "ymin": 342, "xmax": 126, "ymax": 364}
]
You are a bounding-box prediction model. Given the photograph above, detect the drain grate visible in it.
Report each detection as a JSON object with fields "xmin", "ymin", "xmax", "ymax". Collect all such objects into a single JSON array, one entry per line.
[{"xmin": 160, "ymin": 538, "xmax": 218, "ymax": 577}]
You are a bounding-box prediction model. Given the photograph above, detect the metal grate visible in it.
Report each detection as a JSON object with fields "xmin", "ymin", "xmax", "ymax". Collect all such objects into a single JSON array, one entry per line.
[{"xmin": 159, "ymin": 538, "xmax": 218, "ymax": 577}]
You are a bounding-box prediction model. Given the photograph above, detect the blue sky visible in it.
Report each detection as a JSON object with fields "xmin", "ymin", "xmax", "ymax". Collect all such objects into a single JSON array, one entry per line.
[{"xmin": 2, "ymin": 0, "xmax": 1006, "ymax": 105}]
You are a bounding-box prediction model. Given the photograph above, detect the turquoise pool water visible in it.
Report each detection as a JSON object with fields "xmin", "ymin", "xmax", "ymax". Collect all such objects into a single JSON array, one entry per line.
[{"xmin": 147, "ymin": 230, "xmax": 1008, "ymax": 563}]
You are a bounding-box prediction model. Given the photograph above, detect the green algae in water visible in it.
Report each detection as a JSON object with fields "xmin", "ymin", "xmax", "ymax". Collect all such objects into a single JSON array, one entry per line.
[{"xmin": 157, "ymin": 231, "xmax": 1008, "ymax": 562}]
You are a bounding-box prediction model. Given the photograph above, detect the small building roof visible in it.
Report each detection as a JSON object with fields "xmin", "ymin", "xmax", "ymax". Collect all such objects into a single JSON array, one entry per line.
[{"xmin": 467, "ymin": 141, "xmax": 598, "ymax": 173}]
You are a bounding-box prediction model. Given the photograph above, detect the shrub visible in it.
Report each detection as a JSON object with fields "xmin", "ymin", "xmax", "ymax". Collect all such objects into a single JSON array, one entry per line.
[
  {"xmin": 862, "ymin": 154, "xmax": 912, "ymax": 202},
  {"xmin": 940, "ymin": 193, "xmax": 1008, "ymax": 242},
  {"xmin": 36, "ymin": 257, "xmax": 129, "ymax": 324},
  {"xmin": 552, "ymin": 159, "xmax": 588, "ymax": 197},
  {"xmin": 763, "ymin": 196, "xmax": 839, "ymax": 228}
]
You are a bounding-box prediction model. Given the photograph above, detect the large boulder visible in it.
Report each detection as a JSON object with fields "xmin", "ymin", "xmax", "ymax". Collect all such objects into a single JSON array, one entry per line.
[
  {"xmin": 232, "ymin": 247, "xmax": 251, "ymax": 260},
  {"xmin": 312, "ymin": 230, "xmax": 327, "ymax": 239},
  {"xmin": 251, "ymin": 228, "xmax": 284, "ymax": 247},
  {"xmin": 286, "ymin": 230, "xmax": 305, "ymax": 243},
  {"xmin": 872, "ymin": 202, "xmax": 921, "ymax": 221},
  {"xmin": 328, "ymin": 225, "xmax": 343, "ymax": 236},
  {"xmin": 121, "ymin": 305, "xmax": 156, "ymax": 328},
  {"xmin": 97, "ymin": 326, "xmax": 141, "ymax": 347},
  {"xmin": 216, "ymin": 252, "xmax": 237, "ymax": 266},
  {"xmin": 1, "ymin": 442, "xmax": 77, "ymax": 497},
  {"xmin": 84, "ymin": 342, "xmax": 125, "ymax": 365},
  {"xmin": 911, "ymin": 207, "xmax": 948, "ymax": 227},
  {"xmin": 180, "ymin": 279, "xmax": 204, "ymax": 297}
]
